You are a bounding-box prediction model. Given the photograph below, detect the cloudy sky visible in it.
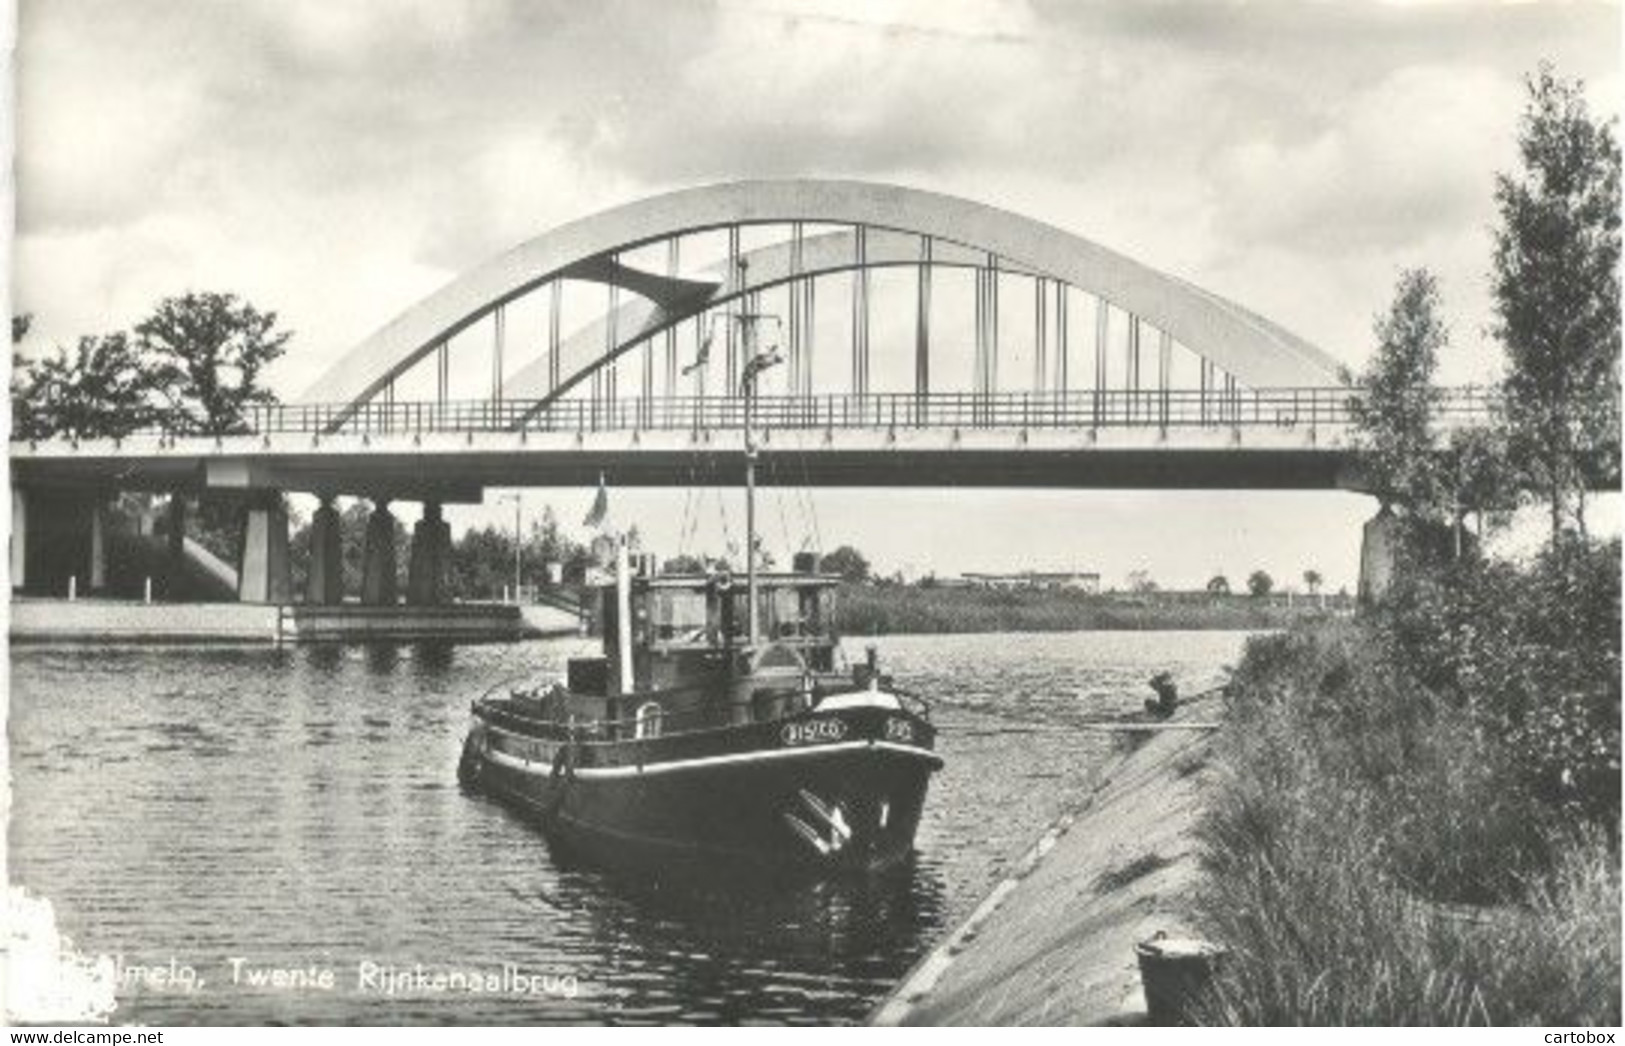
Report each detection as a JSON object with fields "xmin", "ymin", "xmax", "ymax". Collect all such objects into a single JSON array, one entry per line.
[{"xmin": 11, "ymin": 0, "xmax": 1621, "ymax": 588}]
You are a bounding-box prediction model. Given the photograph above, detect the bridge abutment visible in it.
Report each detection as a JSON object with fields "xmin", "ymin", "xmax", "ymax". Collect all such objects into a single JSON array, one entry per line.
[
  {"xmin": 407, "ymin": 501, "xmax": 451, "ymax": 606},
  {"xmin": 306, "ymin": 496, "xmax": 344, "ymax": 605},
  {"xmin": 237, "ymin": 494, "xmax": 291, "ymax": 604},
  {"xmin": 9, "ymin": 488, "xmax": 109, "ymax": 597},
  {"xmin": 361, "ymin": 500, "xmax": 399, "ymax": 606}
]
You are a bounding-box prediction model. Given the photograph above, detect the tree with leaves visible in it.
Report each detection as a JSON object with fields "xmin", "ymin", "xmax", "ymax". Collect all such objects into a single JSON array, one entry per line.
[
  {"xmin": 1206, "ymin": 574, "xmax": 1231, "ymax": 596},
  {"xmin": 1302, "ymin": 569, "xmax": 1323, "ymax": 596},
  {"xmin": 135, "ymin": 292, "xmax": 291, "ymax": 435},
  {"xmin": 819, "ymin": 545, "xmax": 870, "ymax": 583},
  {"xmin": 1492, "ymin": 64, "xmax": 1621, "ymax": 539},
  {"xmin": 16, "ymin": 333, "xmax": 160, "ymax": 440},
  {"xmin": 662, "ymin": 554, "xmax": 707, "ymax": 575},
  {"xmin": 1247, "ymin": 570, "xmax": 1274, "ymax": 598},
  {"xmin": 10, "ymin": 312, "xmax": 43, "ymax": 439},
  {"xmin": 1348, "ymin": 268, "xmax": 1448, "ymax": 518},
  {"xmin": 1439, "ymin": 424, "xmax": 1519, "ymax": 556}
]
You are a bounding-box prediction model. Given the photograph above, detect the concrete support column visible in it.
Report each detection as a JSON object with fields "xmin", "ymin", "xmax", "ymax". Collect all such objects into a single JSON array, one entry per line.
[
  {"xmin": 88, "ymin": 498, "xmax": 108, "ymax": 592},
  {"xmin": 10, "ymin": 487, "xmax": 27, "ymax": 591},
  {"xmin": 159, "ymin": 494, "xmax": 187, "ymax": 604},
  {"xmin": 407, "ymin": 501, "xmax": 452, "ymax": 606},
  {"xmin": 166, "ymin": 495, "xmax": 186, "ymax": 560},
  {"xmin": 1358, "ymin": 503, "xmax": 1400, "ymax": 606},
  {"xmin": 306, "ymin": 496, "xmax": 343, "ymax": 605},
  {"xmin": 360, "ymin": 500, "xmax": 399, "ymax": 606},
  {"xmin": 237, "ymin": 494, "xmax": 291, "ymax": 604}
]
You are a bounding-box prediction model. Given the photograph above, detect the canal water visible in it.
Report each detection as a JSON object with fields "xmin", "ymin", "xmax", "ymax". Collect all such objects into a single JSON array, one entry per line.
[{"xmin": 9, "ymin": 631, "xmax": 1246, "ymax": 1025}]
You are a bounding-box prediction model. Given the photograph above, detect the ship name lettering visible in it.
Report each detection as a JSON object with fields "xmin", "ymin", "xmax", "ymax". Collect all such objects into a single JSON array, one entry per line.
[{"xmin": 781, "ymin": 719, "xmax": 847, "ymax": 746}]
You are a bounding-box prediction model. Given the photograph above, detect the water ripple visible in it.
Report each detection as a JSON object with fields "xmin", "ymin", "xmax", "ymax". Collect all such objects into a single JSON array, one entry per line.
[{"xmin": 10, "ymin": 631, "xmax": 1247, "ymax": 1025}]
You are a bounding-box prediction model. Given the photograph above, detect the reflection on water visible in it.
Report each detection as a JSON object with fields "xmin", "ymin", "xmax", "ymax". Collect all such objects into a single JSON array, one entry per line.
[{"xmin": 8, "ymin": 631, "xmax": 1245, "ymax": 1025}]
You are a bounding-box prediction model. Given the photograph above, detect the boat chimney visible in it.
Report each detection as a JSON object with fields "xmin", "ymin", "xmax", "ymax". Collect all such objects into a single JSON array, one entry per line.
[{"xmin": 615, "ymin": 539, "xmax": 635, "ymax": 694}]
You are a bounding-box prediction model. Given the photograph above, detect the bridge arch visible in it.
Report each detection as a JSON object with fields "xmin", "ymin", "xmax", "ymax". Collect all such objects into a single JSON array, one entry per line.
[{"xmin": 303, "ymin": 179, "xmax": 1342, "ymax": 427}]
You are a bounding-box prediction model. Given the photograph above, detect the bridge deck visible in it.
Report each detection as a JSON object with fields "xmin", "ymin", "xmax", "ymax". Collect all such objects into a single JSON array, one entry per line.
[{"xmin": 10, "ymin": 388, "xmax": 1497, "ymax": 498}]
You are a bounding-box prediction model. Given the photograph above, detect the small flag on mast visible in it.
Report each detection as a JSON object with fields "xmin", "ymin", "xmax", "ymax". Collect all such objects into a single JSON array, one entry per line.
[{"xmin": 583, "ymin": 473, "xmax": 610, "ymax": 529}]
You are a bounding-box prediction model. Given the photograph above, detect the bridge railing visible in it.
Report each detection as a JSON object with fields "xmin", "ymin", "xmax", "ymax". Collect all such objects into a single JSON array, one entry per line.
[{"xmin": 186, "ymin": 387, "xmax": 1497, "ymax": 439}]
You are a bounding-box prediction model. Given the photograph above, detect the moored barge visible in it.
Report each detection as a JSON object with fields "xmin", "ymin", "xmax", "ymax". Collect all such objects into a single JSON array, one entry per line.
[{"xmin": 459, "ymin": 560, "xmax": 941, "ymax": 873}]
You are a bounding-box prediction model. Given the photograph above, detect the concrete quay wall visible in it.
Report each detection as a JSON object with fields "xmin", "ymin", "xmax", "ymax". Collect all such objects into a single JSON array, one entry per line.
[
  {"xmin": 9, "ymin": 599, "xmax": 582, "ymax": 644},
  {"xmin": 873, "ymin": 697, "xmax": 1220, "ymax": 1026},
  {"xmin": 9, "ymin": 599, "xmax": 280, "ymax": 643}
]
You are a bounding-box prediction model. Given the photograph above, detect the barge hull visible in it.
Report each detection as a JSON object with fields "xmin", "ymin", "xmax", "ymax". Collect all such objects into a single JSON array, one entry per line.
[{"xmin": 462, "ymin": 738, "xmax": 936, "ymax": 874}]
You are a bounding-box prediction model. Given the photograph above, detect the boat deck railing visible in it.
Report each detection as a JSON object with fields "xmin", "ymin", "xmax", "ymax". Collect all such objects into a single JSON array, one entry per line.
[{"xmin": 475, "ymin": 676, "xmax": 930, "ymax": 745}]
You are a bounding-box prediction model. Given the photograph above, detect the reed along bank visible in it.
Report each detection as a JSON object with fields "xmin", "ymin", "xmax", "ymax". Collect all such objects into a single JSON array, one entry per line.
[
  {"xmin": 835, "ymin": 585, "xmax": 1346, "ymax": 636},
  {"xmin": 1193, "ymin": 535, "xmax": 1620, "ymax": 1025}
]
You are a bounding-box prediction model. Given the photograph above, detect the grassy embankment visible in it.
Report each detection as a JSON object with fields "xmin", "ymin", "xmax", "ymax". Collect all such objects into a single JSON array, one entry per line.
[
  {"xmin": 1194, "ymin": 537, "xmax": 1621, "ymax": 1026},
  {"xmin": 835, "ymin": 584, "xmax": 1347, "ymax": 635}
]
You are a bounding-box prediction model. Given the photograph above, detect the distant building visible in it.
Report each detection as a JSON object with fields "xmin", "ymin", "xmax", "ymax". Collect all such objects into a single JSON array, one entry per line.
[{"xmin": 961, "ymin": 570, "xmax": 1101, "ymax": 594}]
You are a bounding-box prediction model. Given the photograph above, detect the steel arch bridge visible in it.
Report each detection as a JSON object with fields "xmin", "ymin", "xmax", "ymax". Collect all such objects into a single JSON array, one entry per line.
[
  {"xmin": 11, "ymin": 179, "xmax": 1507, "ymax": 605},
  {"xmin": 298, "ymin": 178, "xmax": 1348, "ymax": 436},
  {"xmin": 14, "ymin": 178, "xmax": 1500, "ymax": 503}
]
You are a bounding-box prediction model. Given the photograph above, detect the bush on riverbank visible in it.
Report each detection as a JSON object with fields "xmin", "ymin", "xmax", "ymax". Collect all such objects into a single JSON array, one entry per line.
[
  {"xmin": 834, "ymin": 585, "xmax": 1341, "ymax": 635},
  {"xmin": 1196, "ymin": 539, "xmax": 1621, "ymax": 1026}
]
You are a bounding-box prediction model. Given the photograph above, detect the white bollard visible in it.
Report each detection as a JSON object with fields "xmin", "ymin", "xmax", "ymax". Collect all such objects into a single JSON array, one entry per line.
[
  {"xmin": 68, "ymin": 575, "xmax": 77, "ymax": 601},
  {"xmin": 144, "ymin": 577, "xmax": 153, "ymax": 604}
]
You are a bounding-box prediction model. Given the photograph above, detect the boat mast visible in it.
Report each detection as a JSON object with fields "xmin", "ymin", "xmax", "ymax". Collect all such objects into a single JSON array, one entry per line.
[
  {"xmin": 743, "ymin": 310, "xmax": 761, "ymax": 648},
  {"xmin": 736, "ymin": 266, "xmax": 781, "ymax": 649}
]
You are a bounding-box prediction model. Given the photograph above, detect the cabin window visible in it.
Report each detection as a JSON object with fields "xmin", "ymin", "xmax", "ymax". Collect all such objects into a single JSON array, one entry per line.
[
  {"xmin": 724, "ymin": 591, "xmax": 751, "ymax": 639},
  {"xmin": 724, "ymin": 590, "xmax": 785, "ymax": 638},
  {"xmin": 772, "ymin": 589, "xmax": 801, "ymax": 637},
  {"xmin": 652, "ymin": 590, "xmax": 709, "ymax": 643},
  {"xmin": 797, "ymin": 586, "xmax": 833, "ymax": 636},
  {"xmin": 634, "ymin": 702, "xmax": 664, "ymax": 739}
]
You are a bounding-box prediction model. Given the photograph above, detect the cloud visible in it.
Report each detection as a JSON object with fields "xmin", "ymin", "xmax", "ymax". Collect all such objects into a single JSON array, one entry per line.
[
  {"xmin": 11, "ymin": 0, "xmax": 1620, "ymax": 396},
  {"xmin": 252, "ymin": 0, "xmax": 515, "ymax": 64},
  {"xmin": 16, "ymin": 4, "xmax": 213, "ymax": 233},
  {"xmin": 1211, "ymin": 64, "xmax": 1520, "ymax": 253}
]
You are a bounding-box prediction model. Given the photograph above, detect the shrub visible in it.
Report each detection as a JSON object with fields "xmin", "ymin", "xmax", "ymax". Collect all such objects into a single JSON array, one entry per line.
[
  {"xmin": 1197, "ymin": 548, "xmax": 1621, "ymax": 1024},
  {"xmin": 1372, "ymin": 536, "xmax": 1621, "ymax": 823}
]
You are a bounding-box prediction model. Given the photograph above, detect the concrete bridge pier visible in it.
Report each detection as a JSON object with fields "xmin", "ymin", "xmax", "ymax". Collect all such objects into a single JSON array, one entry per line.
[
  {"xmin": 237, "ymin": 493, "xmax": 291, "ymax": 604},
  {"xmin": 87, "ymin": 497, "xmax": 109, "ymax": 593},
  {"xmin": 165, "ymin": 494, "xmax": 186, "ymax": 561},
  {"xmin": 305, "ymin": 496, "xmax": 344, "ymax": 605},
  {"xmin": 407, "ymin": 501, "xmax": 451, "ymax": 606},
  {"xmin": 1358, "ymin": 503, "xmax": 1400, "ymax": 606},
  {"xmin": 10, "ymin": 486, "xmax": 27, "ymax": 591},
  {"xmin": 361, "ymin": 500, "xmax": 399, "ymax": 605}
]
